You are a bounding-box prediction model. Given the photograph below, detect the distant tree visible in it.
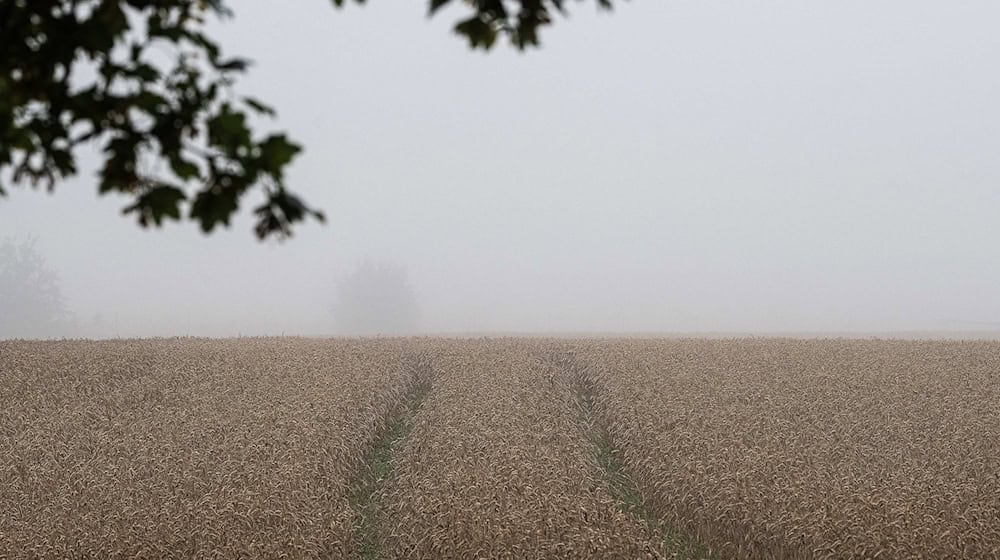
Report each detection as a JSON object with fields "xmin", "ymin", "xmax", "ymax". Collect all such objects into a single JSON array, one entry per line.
[
  {"xmin": 0, "ymin": 0, "xmax": 617, "ymax": 239},
  {"xmin": 0, "ymin": 237, "xmax": 70, "ymax": 339},
  {"xmin": 332, "ymin": 260, "xmax": 419, "ymax": 335}
]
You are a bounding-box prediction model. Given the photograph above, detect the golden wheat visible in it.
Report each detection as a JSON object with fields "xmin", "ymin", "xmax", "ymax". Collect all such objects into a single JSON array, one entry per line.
[
  {"xmin": 380, "ymin": 338, "xmax": 666, "ymax": 559},
  {"xmin": 3, "ymin": 337, "xmax": 1000, "ymax": 559},
  {"xmin": 0, "ymin": 337, "xmax": 411, "ymax": 559},
  {"xmin": 575, "ymin": 338, "xmax": 1000, "ymax": 559}
]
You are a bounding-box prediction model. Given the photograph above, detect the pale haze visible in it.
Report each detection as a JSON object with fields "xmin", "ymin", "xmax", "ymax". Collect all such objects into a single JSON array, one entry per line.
[{"xmin": 2, "ymin": 0, "xmax": 999, "ymax": 337}]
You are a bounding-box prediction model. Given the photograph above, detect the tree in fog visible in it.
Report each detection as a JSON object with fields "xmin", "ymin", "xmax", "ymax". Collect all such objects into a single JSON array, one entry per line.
[
  {"xmin": 332, "ymin": 260, "xmax": 419, "ymax": 335},
  {"xmin": 0, "ymin": 238, "xmax": 70, "ymax": 339}
]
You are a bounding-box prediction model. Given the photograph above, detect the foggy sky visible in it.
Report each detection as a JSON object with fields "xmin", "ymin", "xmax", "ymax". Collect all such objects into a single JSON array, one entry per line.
[{"xmin": 2, "ymin": 0, "xmax": 1000, "ymax": 338}]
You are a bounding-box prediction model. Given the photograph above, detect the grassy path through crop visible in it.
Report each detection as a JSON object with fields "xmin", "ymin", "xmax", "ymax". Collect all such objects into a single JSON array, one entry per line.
[
  {"xmin": 348, "ymin": 355, "xmax": 433, "ymax": 560},
  {"xmin": 378, "ymin": 340, "xmax": 666, "ymax": 558},
  {"xmin": 556, "ymin": 351, "xmax": 713, "ymax": 560}
]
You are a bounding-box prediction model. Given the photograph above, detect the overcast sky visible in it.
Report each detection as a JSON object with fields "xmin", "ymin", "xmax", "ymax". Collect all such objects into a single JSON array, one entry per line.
[{"xmin": 2, "ymin": 0, "xmax": 999, "ymax": 337}]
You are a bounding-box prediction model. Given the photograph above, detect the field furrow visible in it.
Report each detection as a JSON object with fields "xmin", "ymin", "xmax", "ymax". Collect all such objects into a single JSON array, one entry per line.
[
  {"xmin": 556, "ymin": 351, "xmax": 710, "ymax": 559},
  {"xmin": 380, "ymin": 339, "xmax": 665, "ymax": 559},
  {"xmin": 349, "ymin": 354, "xmax": 434, "ymax": 559}
]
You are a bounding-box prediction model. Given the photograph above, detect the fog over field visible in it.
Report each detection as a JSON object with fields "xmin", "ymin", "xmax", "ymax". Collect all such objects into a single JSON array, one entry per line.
[{"xmin": 2, "ymin": 0, "xmax": 999, "ymax": 338}]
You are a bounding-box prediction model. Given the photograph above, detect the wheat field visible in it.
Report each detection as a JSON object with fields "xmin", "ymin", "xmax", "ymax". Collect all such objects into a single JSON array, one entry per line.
[
  {"xmin": 574, "ymin": 338, "xmax": 1000, "ymax": 559},
  {"xmin": 379, "ymin": 339, "xmax": 665, "ymax": 559},
  {"xmin": 1, "ymin": 337, "xmax": 999, "ymax": 558},
  {"xmin": 0, "ymin": 338, "xmax": 414, "ymax": 558}
]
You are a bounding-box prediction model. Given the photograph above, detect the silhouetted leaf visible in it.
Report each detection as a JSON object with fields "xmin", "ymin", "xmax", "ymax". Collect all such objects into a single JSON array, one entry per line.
[
  {"xmin": 252, "ymin": 189, "xmax": 324, "ymax": 240},
  {"xmin": 169, "ymin": 156, "xmax": 200, "ymax": 180},
  {"xmin": 123, "ymin": 185, "xmax": 187, "ymax": 226},
  {"xmin": 214, "ymin": 57, "xmax": 250, "ymax": 72},
  {"xmin": 243, "ymin": 96, "xmax": 275, "ymax": 116},
  {"xmin": 191, "ymin": 186, "xmax": 240, "ymax": 232},
  {"xmin": 51, "ymin": 150, "xmax": 76, "ymax": 176},
  {"xmin": 207, "ymin": 104, "xmax": 251, "ymax": 153},
  {"xmin": 455, "ymin": 17, "xmax": 497, "ymax": 49},
  {"xmin": 258, "ymin": 134, "xmax": 301, "ymax": 177},
  {"xmin": 99, "ymin": 136, "xmax": 141, "ymax": 193},
  {"xmin": 429, "ymin": 0, "xmax": 452, "ymax": 15}
]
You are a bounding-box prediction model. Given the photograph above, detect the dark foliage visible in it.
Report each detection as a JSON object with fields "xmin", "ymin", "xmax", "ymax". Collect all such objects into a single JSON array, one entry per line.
[
  {"xmin": 430, "ymin": 0, "xmax": 616, "ymax": 50},
  {"xmin": 1, "ymin": 0, "xmax": 615, "ymax": 238}
]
